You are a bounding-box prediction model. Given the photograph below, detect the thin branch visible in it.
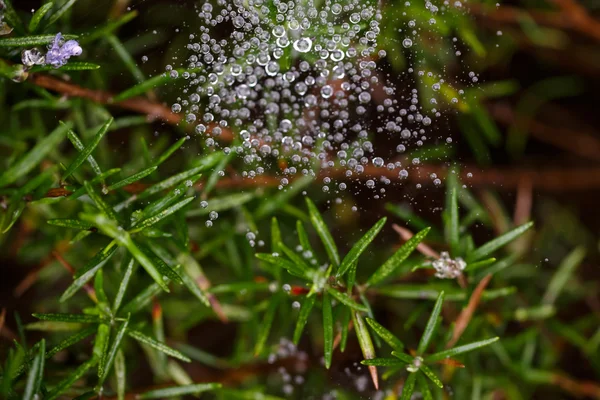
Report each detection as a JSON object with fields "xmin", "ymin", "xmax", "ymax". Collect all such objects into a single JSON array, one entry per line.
[
  {"xmin": 446, "ymin": 274, "xmax": 493, "ymax": 349},
  {"xmin": 391, "ymin": 223, "xmax": 440, "ymax": 259},
  {"xmin": 469, "ymin": 2, "xmax": 600, "ymax": 43}
]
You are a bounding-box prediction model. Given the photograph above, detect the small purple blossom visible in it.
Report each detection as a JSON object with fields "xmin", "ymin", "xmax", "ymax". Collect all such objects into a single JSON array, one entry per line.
[{"xmin": 44, "ymin": 33, "xmax": 82, "ymax": 68}]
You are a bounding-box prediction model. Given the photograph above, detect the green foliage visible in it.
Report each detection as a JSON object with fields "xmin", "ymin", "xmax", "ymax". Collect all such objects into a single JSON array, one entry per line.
[{"xmin": 0, "ymin": 0, "xmax": 597, "ymax": 399}]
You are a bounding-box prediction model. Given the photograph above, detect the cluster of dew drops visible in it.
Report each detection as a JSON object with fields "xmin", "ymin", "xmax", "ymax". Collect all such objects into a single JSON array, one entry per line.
[
  {"xmin": 165, "ymin": 0, "xmax": 473, "ymax": 196},
  {"xmin": 158, "ymin": 0, "xmax": 480, "ymax": 228}
]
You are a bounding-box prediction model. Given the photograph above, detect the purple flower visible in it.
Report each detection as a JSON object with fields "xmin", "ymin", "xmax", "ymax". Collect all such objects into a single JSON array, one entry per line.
[{"xmin": 45, "ymin": 33, "xmax": 82, "ymax": 68}]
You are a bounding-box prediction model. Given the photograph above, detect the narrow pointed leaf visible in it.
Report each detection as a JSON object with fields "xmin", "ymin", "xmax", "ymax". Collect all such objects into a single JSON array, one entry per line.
[
  {"xmin": 133, "ymin": 197, "xmax": 194, "ymax": 230},
  {"xmin": 46, "ymin": 0, "xmax": 79, "ymax": 25},
  {"xmin": 63, "ymin": 118, "xmax": 113, "ymax": 180},
  {"xmin": 180, "ymin": 267, "xmax": 210, "ymax": 307},
  {"xmin": 337, "ymin": 217, "xmax": 386, "ymax": 278},
  {"xmin": 277, "ymin": 242, "xmax": 313, "ymax": 278},
  {"xmin": 366, "ymin": 227, "xmax": 431, "ymax": 287},
  {"xmin": 296, "ymin": 220, "xmax": 315, "ymax": 255},
  {"xmin": 293, "ymin": 295, "xmax": 316, "ymax": 345},
  {"xmin": 187, "ymin": 192, "xmax": 254, "ymax": 217},
  {"xmin": 112, "ymin": 72, "xmax": 175, "ymax": 102},
  {"xmin": 426, "ymin": 337, "xmax": 499, "ymax": 362},
  {"xmin": 32, "ymin": 313, "xmax": 102, "ymax": 323},
  {"xmin": 115, "ymin": 349, "xmax": 126, "ymax": 400},
  {"xmin": 254, "ymin": 293, "xmax": 281, "ymax": 355},
  {"xmin": 136, "ymin": 243, "xmax": 182, "ymax": 284},
  {"xmin": 108, "ymin": 166, "xmax": 157, "ymax": 191},
  {"xmin": 326, "ymin": 287, "xmax": 368, "ymax": 312},
  {"xmin": 0, "ymin": 122, "xmax": 69, "ymax": 188},
  {"xmin": 0, "ymin": 34, "xmax": 78, "ymax": 47},
  {"xmin": 417, "ymin": 373, "xmax": 434, "ymax": 400},
  {"xmin": 47, "ymin": 218, "xmax": 95, "ymax": 230},
  {"xmin": 65, "ymin": 126, "xmax": 102, "ymax": 176},
  {"xmin": 28, "ymin": 3, "xmax": 54, "ymax": 32},
  {"xmin": 417, "ymin": 291, "xmax": 445, "ymax": 355},
  {"xmin": 366, "ymin": 318, "xmax": 404, "ymax": 350},
  {"xmin": 1, "ymin": 0, "xmax": 24, "ymax": 33},
  {"xmin": 468, "ymin": 222, "xmax": 533, "ymax": 262},
  {"xmin": 340, "ymin": 306, "xmax": 351, "ymax": 352},
  {"xmin": 23, "ymin": 339, "xmax": 45, "ymax": 400},
  {"xmin": 30, "ymin": 61, "xmax": 101, "ymax": 72},
  {"xmin": 99, "ymin": 317, "xmax": 130, "ymax": 384},
  {"xmin": 121, "ymin": 283, "xmax": 163, "ymax": 314},
  {"xmin": 138, "ymin": 383, "xmax": 222, "ymax": 399},
  {"xmin": 128, "ymin": 330, "xmax": 191, "ymax": 362},
  {"xmin": 322, "ymin": 291, "xmax": 334, "ymax": 369},
  {"xmin": 84, "ymin": 181, "xmax": 119, "ymax": 221},
  {"xmin": 391, "ymin": 351, "xmax": 415, "ymax": 364},
  {"xmin": 353, "ymin": 311, "xmax": 378, "ymax": 389},
  {"xmin": 465, "ymin": 257, "xmax": 496, "ymax": 271},
  {"xmin": 45, "ymin": 326, "xmax": 96, "ymax": 359},
  {"xmin": 542, "ymin": 246, "xmax": 586, "ymax": 305},
  {"xmin": 400, "ymin": 371, "xmax": 417, "ymax": 400},
  {"xmin": 361, "ymin": 358, "xmax": 404, "ymax": 367},
  {"xmin": 81, "ymin": 213, "xmax": 171, "ymax": 292},
  {"xmin": 46, "ymin": 357, "xmax": 97, "ymax": 400},
  {"xmin": 153, "ymin": 137, "xmax": 188, "ymax": 167},
  {"xmin": 113, "ymin": 256, "xmax": 135, "ymax": 312},
  {"xmin": 305, "ymin": 197, "xmax": 340, "ymax": 266},
  {"xmin": 60, "ymin": 244, "xmax": 118, "ymax": 302},
  {"xmin": 255, "ymin": 253, "xmax": 308, "ymax": 279},
  {"xmin": 420, "ymin": 364, "xmax": 444, "ymax": 388},
  {"xmin": 134, "ymin": 165, "xmax": 206, "ymax": 201}
]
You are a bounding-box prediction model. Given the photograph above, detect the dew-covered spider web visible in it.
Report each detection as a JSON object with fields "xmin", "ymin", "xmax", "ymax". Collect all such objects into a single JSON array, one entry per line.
[{"xmin": 166, "ymin": 0, "xmax": 475, "ymax": 196}]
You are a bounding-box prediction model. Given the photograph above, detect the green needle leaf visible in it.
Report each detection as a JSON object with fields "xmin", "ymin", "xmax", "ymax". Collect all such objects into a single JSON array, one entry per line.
[
  {"xmin": 420, "ymin": 364, "xmax": 444, "ymax": 388},
  {"xmin": 28, "ymin": 3, "xmax": 53, "ymax": 33},
  {"xmin": 426, "ymin": 337, "xmax": 499, "ymax": 362},
  {"xmin": 254, "ymin": 293, "xmax": 281, "ymax": 356},
  {"xmin": 113, "ymin": 256, "xmax": 135, "ymax": 313},
  {"xmin": 468, "ymin": 222, "xmax": 533, "ymax": 262},
  {"xmin": 46, "ymin": 0, "xmax": 79, "ymax": 26},
  {"xmin": 46, "ymin": 357, "xmax": 97, "ymax": 400},
  {"xmin": 337, "ymin": 217, "xmax": 386, "ymax": 278},
  {"xmin": 63, "ymin": 118, "xmax": 113, "ymax": 180},
  {"xmin": 391, "ymin": 351, "xmax": 414, "ymax": 364},
  {"xmin": 128, "ymin": 330, "xmax": 191, "ymax": 362},
  {"xmin": 361, "ymin": 358, "xmax": 404, "ymax": 367},
  {"xmin": 305, "ymin": 197, "xmax": 340, "ymax": 267},
  {"xmin": 99, "ymin": 317, "xmax": 130, "ymax": 384},
  {"xmin": 84, "ymin": 181, "xmax": 120, "ymax": 221},
  {"xmin": 0, "ymin": 122, "xmax": 69, "ymax": 188},
  {"xmin": 542, "ymin": 246, "xmax": 586, "ymax": 305},
  {"xmin": 45, "ymin": 326, "xmax": 96, "ymax": 359},
  {"xmin": 326, "ymin": 287, "xmax": 368, "ymax": 312},
  {"xmin": 107, "ymin": 166, "xmax": 158, "ymax": 191},
  {"xmin": 255, "ymin": 253, "xmax": 309, "ymax": 279},
  {"xmin": 400, "ymin": 371, "xmax": 417, "ymax": 400},
  {"xmin": 322, "ymin": 291, "xmax": 334, "ymax": 369},
  {"xmin": 32, "ymin": 313, "xmax": 103, "ymax": 323},
  {"xmin": 133, "ymin": 197, "xmax": 195, "ymax": 231},
  {"xmin": 0, "ymin": 34, "xmax": 78, "ymax": 47},
  {"xmin": 23, "ymin": 339, "xmax": 45, "ymax": 400},
  {"xmin": 417, "ymin": 373, "xmax": 434, "ymax": 400},
  {"xmin": 366, "ymin": 227, "xmax": 431, "ymax": 287},
  {"xmin": 293, "ymin": 295, "xmax": 316, "ymax": 345},
  {"xmin": 366, "ymin": 318, "xmax": 404, "ymax": 350},
  {"xmin": 417, "ymin": 291, "xmax": 445, "ymax": 355},
  {"xmin": 60, "ymin": 244, "xmax": 118, "ymax": 302},
  {"xmin": 138, "ymin": 383, "xmax": 222, "ymax": 399},
  {"xmin": 47, "ymin": 218, "xmax": 95, "ymax": 230}
]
